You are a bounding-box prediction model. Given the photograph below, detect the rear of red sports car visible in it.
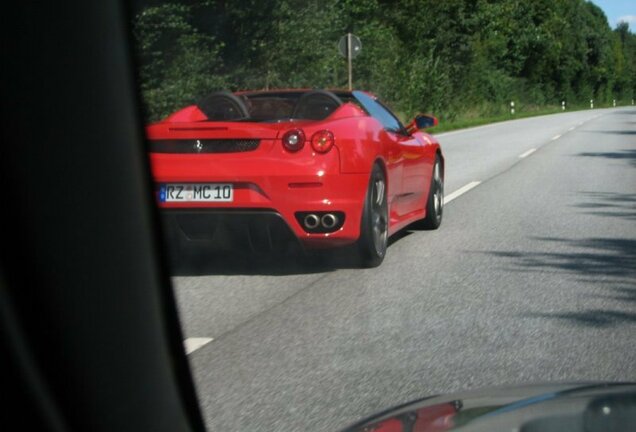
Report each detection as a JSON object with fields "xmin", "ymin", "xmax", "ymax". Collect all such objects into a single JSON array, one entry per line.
[
  {"xmin": 147, "ymin": 91, "xmax": 377, "ymax": 252},
  {"xmin": 147, "ymin": 89, "xmax": 443, "ymax": 267}
]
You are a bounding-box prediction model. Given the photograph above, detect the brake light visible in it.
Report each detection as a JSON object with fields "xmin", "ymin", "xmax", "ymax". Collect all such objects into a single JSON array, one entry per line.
[
  {"xmin": 282, "ymin": 129, "xmax": 305, "ymax": 152},
  {"xmin": 311, "ymin": 130, "xmax": 334, "ymax": 153}
]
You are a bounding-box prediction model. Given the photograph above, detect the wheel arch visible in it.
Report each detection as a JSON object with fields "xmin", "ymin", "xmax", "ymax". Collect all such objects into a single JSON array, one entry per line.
[
  {"xmin": 373, "ymin": 157, "xmax": 389, "ymax": 192},
  {"xmin": 436, "ymin": 148, "xmax": 445, "ymax": 180}
]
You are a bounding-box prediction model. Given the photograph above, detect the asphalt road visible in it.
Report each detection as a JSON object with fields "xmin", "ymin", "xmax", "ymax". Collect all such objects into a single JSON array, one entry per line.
[{"xmin": 170, "ymin": 108, "xmax": 636, "ymax": 431}]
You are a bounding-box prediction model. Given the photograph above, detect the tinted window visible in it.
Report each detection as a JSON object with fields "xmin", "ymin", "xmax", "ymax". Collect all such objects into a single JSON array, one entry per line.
[
  {"xmin": 224, "ymin": 92, "xmax": 341, "ymax": 122},
  {"xmin": 352, "ymin": 90, "xmax": 405, "ymax": 134}
]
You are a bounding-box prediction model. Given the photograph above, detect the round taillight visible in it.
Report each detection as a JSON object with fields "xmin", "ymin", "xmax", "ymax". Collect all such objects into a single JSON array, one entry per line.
[
  {"xmin": 282, "ymin": 129, "xmax": 306, "ymax": 152},
  {"xmin": 311, "ymin": 130, "xmax": 334, "ymax": 153}
]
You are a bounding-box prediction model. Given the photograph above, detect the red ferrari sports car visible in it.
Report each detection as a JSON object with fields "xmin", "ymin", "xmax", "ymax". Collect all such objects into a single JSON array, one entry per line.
[{"xmin": 147, "ymin": 89, "xmax": 444, "ymax": 267}]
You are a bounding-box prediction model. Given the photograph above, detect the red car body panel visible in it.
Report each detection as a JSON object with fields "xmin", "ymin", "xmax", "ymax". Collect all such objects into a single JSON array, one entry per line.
[{"xmin": 147, "ymin": 90, "xmax": 442, "ymax": 249}]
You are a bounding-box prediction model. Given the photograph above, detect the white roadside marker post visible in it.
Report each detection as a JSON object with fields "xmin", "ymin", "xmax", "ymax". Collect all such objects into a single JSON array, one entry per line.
[
  {"xmin": 613, "ymin": 99, "xmax": 616, "ymax": 107},
  {"xmin": 510, "ymin": 101, "xmax": 515, "ymax": 115},
  {"xmin": 590, "ymin": 99, "xmax": 594, "ymax": 109},
  {"xmin": 562, "ymin": 100, "xmax": 565, "ymax": 111}
]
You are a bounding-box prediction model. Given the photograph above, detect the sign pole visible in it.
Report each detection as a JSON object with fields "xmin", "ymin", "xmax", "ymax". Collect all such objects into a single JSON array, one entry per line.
[
  {"xmin": 347, "ymin": 33, "xmax": 352, "ymax": 90},
  {"xmin": 338, "ymin": 33, "xmax": 360, "ymax": 89}
]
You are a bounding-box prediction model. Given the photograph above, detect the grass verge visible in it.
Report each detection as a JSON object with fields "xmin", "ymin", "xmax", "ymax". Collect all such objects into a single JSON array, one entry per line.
[{"xmin": 425, "ymin": 103, "xmax": 623, "ymax": 134}]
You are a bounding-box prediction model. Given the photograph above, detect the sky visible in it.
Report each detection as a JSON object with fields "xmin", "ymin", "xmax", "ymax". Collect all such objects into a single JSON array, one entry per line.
[{"xmin": 590, "ymin": 0, "xmax": 636, "ymax": 31}]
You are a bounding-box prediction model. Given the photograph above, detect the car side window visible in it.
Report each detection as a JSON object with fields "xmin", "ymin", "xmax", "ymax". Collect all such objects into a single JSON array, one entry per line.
[{"xmin": 352, "ymin": 91, "xmax": 406, "ymax": 135}]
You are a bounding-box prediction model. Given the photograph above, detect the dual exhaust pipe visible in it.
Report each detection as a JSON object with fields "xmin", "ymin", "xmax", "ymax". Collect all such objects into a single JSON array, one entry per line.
[
  {"xmin": 295, "ymin": 211, "xmax": 344, "ymax": 233},
  {"xmin": 303, "ymin": 213, "xmax": 339, "ymax": 230}
]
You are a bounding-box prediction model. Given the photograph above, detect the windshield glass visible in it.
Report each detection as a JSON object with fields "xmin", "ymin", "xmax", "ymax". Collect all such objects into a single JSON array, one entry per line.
[
  {"xmin": 240, "ymin": 93, "xmax": 303, "ymax": 121},
  {"xmin": 186, "ymin": 91, "xmax": 355, "ymax": 123}
]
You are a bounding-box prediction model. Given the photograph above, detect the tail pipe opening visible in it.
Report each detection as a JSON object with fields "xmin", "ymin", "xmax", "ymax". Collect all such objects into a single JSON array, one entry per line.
[
  {"xmin": 303, "ymin": 214, "xmax": 321, "ymax": 230},
  {"xmin": 296, "ymin": 211, "xmax": 345, "ymax": 233}
]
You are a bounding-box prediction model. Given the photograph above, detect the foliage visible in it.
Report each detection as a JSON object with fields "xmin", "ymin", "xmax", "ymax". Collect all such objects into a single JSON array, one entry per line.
[
  {"xmin": 133, "ymin": 0, "xmax": 636, "ymax": 122},
  {"xmin": 133, "ymin": 3, "xmax": 227, "ymax": 120}
]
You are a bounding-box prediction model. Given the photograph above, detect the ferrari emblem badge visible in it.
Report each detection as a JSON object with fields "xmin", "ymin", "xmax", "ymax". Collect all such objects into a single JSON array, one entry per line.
[{"xmin": 194, "ymin": 140, "xmax": 203, "ymax": 152}]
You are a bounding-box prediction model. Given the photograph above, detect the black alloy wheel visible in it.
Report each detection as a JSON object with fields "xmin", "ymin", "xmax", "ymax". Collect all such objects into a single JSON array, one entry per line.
[
  {"xmin": 419, "ymin": 155, "xmax": 443, "ymax": 229},
  {"xmin": 357, "ymin": 164, "xmax": 388, "ymax": 267}
]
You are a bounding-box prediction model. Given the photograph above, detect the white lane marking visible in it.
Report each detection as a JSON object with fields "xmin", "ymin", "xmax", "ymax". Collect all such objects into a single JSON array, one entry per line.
[
  {"xmin": 444, "ymin": 181, "xmax": 481, "ymax": 204},
  {"xmin": 519, "ymin": 148, "xmax": 536, "ymax": 158},
  {"xmin": 551, "ymin": 134, "xmax": 561, "ymax": 141},
  {"xmin": 184, "ymin": 337, "xmax": 213, "ymax": 355},
  {"xmin": 568, "ymin": 127, "xmax": 575, "ymax": 131}
]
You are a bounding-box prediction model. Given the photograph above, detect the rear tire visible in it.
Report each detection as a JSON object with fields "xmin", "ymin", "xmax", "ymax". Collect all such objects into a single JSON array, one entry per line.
[
  {"xmin": 357, "ymin": 164, "xmax": 388, "ymax": 268},
  {"xmin": 419, "ymin": 155, "xmax": 444, "ymax": 230}
]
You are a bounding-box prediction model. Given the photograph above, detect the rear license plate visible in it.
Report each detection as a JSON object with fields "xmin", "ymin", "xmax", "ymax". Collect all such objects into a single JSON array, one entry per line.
[{"xmin": 159, "ymin": 183, "xmax": 233, "ymax": 202}]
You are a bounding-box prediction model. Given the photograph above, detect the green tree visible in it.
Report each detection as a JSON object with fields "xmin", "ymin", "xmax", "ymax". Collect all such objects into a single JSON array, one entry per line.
[
  {"xmin": 133, "ymin": 0, "xmax": 636, "ymax": 122},
  {"xmin": 134, "ymin": 3, "xmax": 227, "ymax": 121}
]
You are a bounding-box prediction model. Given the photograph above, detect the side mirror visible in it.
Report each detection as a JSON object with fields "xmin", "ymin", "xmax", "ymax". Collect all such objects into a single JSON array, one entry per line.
[{"xmin": 406, "ymin": 114, "xmax": 439, "ymax": 133}]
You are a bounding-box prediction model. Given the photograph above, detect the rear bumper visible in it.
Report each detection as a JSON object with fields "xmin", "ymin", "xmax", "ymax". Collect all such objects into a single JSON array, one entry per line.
[
  {"xmin": 162, "ymin": 210, "xmax": 298, "ymax": 253},
  {"xmin": 155, "ymin": 172, "xmax": 370, "ymax": 249}
]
